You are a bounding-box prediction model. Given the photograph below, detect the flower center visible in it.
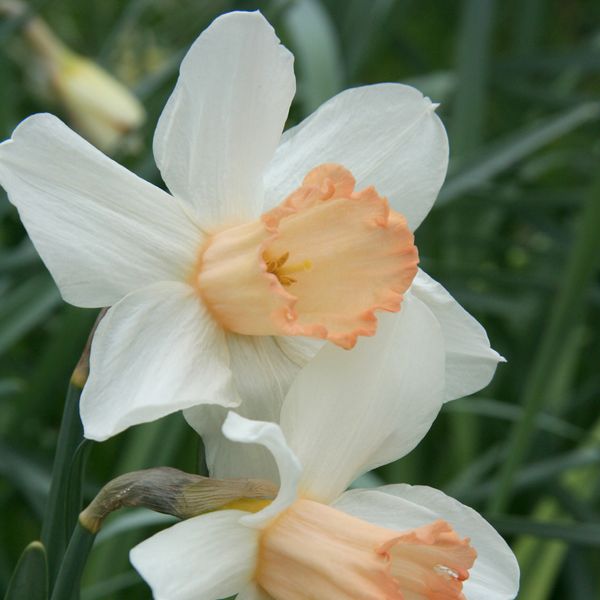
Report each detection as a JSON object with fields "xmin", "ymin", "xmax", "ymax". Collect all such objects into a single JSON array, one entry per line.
[
  {"xmin": 255, "ymin": 499, "xmax": 476, "ymax": 600},
  {"xmin": 196, "ymin": 163, "xmax": 419, "ymax": 348},
  {"xmin": 264, "ymin": 251, "xmax": 313, "ymax": 288}
]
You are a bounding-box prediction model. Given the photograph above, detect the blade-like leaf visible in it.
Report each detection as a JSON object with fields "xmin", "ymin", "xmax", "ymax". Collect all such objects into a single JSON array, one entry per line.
[
  {"xmin": 439, "ymin": 102, "xmax": 600, "ymax": 205},
  {"xmin": 4, "ymin": 541, "xmax": 48, "ymax": 600},
  {"xmin": 490, "ymin": 516, "xmax": 600, "ymax": 547},
  {"xmin": 282, "ymin": 0, "xmax": 344, "ymax": 114}
]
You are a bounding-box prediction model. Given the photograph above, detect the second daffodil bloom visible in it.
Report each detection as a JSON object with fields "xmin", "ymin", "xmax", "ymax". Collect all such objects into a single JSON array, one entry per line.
[
  {"xmin": 0, "ymin": 10, "xmax": 502, "ymax": 441},
  {"xmin": 131, "ymin": 322, "xmax": 519, "ymax": 599}
]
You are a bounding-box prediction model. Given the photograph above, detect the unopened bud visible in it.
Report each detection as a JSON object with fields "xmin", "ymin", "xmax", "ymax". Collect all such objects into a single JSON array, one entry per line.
[
  {"xmin": 3, "ymin": 2, "xmax": 145, "ymax": 152},
  {"xmin": 71, "ymin": 308, "xmax": 107, "ymax": 389},
  {"xmin": 79, "ymin": 467, "xmax": 278, "ymax": 534}
]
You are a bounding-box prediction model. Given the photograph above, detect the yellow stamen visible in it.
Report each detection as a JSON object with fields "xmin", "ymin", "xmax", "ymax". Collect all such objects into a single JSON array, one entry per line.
[{"xmin": 265, "ymin": 251, "xmax": 312, "ymax": 287}]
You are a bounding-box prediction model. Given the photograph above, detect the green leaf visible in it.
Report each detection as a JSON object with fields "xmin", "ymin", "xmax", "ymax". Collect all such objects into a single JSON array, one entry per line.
[
  {"xmin": 0, "ymin": 442, "xmax": 51, "ymax": 517},
  {"xmin": 489, "ymin": 516, "xmax": 600, "ymax": 547},
  {"xmin": 488, "ymin": 175, "xmax": 600, "ymax": 513},
  {"xmin": 4, "ymin": 541, "xmax": 48, "ymax": 600},
  {"xmin": 0, "ymin": 241, "xmax": 38, "ymax": 273},
  {"xmin": 514, "ymin": 419, "xmax": 600, "ymax": 598},
  {"xmin": 41, "ymin": 384, "xmax": 85, "ymax": 586},
  {"xmin": 450, "ymin": 0, "xmax": 495, "ymax": 157},
  {"xmin": 341, "ymin": 0, "xmax": 395, "ymax": 77},
  {"xmin": 81, "ymin": 572, "xmax": 141, "ymax": 600},
  {"xmin": 446, "ymin": 397, "xmax": 582, "ymax": 440},
  {"xmin": 463, "ymin": 446, "xmax": 600, "ymax": 503},
  {"xmin": 282, "ymin": 0, "xmax": 344, "ymax": 114},
  {"xmin": 439, "ymin": 102, "xmax": 600, "ymax": 205},
  {"xmin": 0, "ymin": 275, "xmax": 61, "ymax": 357},
  {"xmin": 0, "ymin": 378, "xmax": 23, "ymax": 397},
  {"xmin": 512, "ymin": 0, "xmax": 544, "ymax": 56},
  {"xmin": 49, "ymin": 525, "xmax": 95, "ymax": 600},
  {"xmin": 64, "ymin": 440, "xmax": 94, "ymax": 540}
]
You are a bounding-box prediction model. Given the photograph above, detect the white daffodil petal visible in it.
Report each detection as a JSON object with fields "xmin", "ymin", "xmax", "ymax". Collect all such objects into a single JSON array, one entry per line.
[
  {"xmin": 279, "ymin": 293, "xmax": 445, "ymax": 505},
  {"xmin": 186, "ymin": 403, "xmax": 279, "ymax": 486},
  {"xmin": 264, "ymin": 83, "xmax": 448, "ymax": 231},
  {"xmin": 81, "ymin": 281, "xmax": 236, "ymax": 441},
  {"xmin": 226, "ymin": 334, "xmax": 323, "ymax": 418},
  {"xmin": 154, "ymin": 11, "xmax": 295, "ymax": 226},
  {"xmin": 185, "ymin": 334, "xmax": 322, "ymax": 482},
  {"xmin": 222, "ymin": 412, "xmax": 301, "ymax": 527},
  {"xmin": 411, "ymin": 269, "xmax": 504, "ymax": 402},
  {"xmin": 333, "ymin": 485, "xmax": 520, "ymax": 600},
  {"xmin": 0, "ymin": 114, "xmax": 201, "ymax": 307},
  {"xmin": 130, "ymin": 510, "xmax": 258, "ymax": 600}
]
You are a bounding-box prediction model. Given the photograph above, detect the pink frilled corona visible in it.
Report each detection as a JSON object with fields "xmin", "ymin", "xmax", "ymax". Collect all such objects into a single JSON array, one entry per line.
[
  {"xmin": 198, "ymin": 163, "xmax": 418, "ymax": 348},
  {"xmin": 0, "ymin": 9, "xmax": 502, "ymax": 449}
]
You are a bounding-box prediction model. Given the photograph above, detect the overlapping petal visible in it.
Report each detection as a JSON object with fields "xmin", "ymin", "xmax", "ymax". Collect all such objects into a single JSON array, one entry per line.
[
  {"xmin": 130, "ymin": 510, "xmax": 258, "ymax": 600},
  {"xmin": 264, "ymin": 83, "xmax": 448, "ymax": 231},
  {"xmin": 185, "ymin": 334, "xmax": 321, "ymax": 482},
  {"xmin": 279, "ymin": 294, "xmax": 445, "ymax": 504},
  {"xmin": 222, "ymin": 412, "xmax": 301, "ymax": 527},
  {"xmin": 333, "ymin": 485, "xmax": 520, "ymax": 600},
  {"xmin": 0, "ymin": 114, "xmax": 201, "ymax": 307},
  {"xmin": 81, "ymin": 281, "xmax": 236, "ymax": 441},
  {"xmin": 411, "ymin": 270, "xmax": 504, "ymax": 402},
  {"xmin": 154, "ymin": 11, "xmax": 295, "ymax": 227}
]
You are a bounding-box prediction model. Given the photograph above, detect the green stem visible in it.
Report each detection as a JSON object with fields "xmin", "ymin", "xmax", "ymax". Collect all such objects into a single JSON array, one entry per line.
[
  {"xmin": 450, "ymin": 0, "xmax": 495, "ymax": 158},
  {"xmin": 488, "ymin": 179, "xmax": 600, "ymax": 514},
  {"xmin": 41, "ymin": 309, "xmax": 102, "ymax": 586},
  {"xmin": 41, "ymin": 382, "xmax": 85, "ymax": 585},
  {"xmin": 49, "ymin": 523, "xmax": 96, "ymax": 600}
]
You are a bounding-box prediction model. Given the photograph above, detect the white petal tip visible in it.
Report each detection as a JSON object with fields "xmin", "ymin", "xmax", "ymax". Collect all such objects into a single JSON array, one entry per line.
[
  {"xmin": 221, "ymin": 412, "xmax": 301, "ymax": 528},
  {"xmin": 82, "ymin": 421, "xmax": 118, "ymax": 443}
]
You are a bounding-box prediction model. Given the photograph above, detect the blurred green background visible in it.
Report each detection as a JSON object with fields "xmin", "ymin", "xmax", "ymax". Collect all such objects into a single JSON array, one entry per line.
[{"xmin": 1, "ymin": 0, "xmax": 600, "ymax": 598}]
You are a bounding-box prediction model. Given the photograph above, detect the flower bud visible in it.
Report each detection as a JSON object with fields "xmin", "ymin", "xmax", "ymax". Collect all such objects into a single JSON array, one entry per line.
[
  {"xmin": 79, "ymin": 467, "xmax": 277, "ymax": 533},
  {"xmin": 4, "ymin": 2, "xmax": 146, "ymax": 152},
  {"xmin": 71, "ymin": 308, "xmax": 107, "ymax": 389}
]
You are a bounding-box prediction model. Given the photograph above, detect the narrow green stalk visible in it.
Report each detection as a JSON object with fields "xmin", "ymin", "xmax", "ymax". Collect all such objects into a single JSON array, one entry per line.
[
  {"xmin": 488, "ymin": 179, "xmax": 600, "ymax": 514},
  {"xmin": 41, "ymin": 309, "xmax": 103, "ymax": 585},
  {"xmin": 447, "ymin": 0, "xmax": 496, "ymax": 474},
  {"xmin": 49, "ymin": 523, "xmax": 96, "ymax": 600},
  {"xmin": 451, "ymin": 0, "xmax": 495, "ymax": 157},
  {"xmin": 41, "ymin": 381, "xmax": 85, "ymax": 585}
]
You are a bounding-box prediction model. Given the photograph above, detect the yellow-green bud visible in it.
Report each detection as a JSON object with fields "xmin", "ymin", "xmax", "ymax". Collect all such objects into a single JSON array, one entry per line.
[{"xmin": 2, "ymin": 2, "xmax": 146, "ymax": 152}]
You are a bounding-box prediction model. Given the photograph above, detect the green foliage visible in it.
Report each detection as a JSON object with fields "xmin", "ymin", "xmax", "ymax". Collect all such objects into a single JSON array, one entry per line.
[
  {"xmin": 1, "ymin": 0, "xmax": 599, "ymax": 598},
  {"xmin": 4, "ymin": 541, "xmax": 48, "ymax": 600}
]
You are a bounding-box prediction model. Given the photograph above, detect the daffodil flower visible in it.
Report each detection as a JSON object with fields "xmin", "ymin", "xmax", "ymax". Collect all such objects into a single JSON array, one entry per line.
[
  {"xmin": 0, "ymin": 11, "xmax": 501, "ymax": 441},
  {"xmin": 130, "ymin": 320, "xmax": 519, "ymax": 599}
]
